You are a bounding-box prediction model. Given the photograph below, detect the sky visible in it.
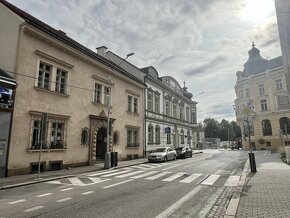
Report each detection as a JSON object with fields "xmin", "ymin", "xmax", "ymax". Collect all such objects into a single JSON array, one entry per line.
[{"xmin": 8, "ymin": 0, "xmax": 282, "ymax": 123}]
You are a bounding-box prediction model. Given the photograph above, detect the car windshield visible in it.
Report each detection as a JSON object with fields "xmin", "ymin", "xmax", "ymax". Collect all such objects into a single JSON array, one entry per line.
[
  {"xmin": 153, "ymin": 148, "xmax": 166, "ymax": 152},
  {"xmin": 175, "ymin": 147, "xmax": 184, "ymax": 151}
]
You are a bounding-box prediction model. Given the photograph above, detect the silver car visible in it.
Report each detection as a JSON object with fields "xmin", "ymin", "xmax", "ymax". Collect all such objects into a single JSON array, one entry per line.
[{"xmin": 148, "ymin": 147, "xmax": 177, "ymax": 162}]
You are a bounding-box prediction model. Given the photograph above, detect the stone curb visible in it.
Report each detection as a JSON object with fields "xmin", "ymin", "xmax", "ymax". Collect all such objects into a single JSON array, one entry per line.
[{"xmin": 224, "ymin": 158, "xmax": 250, "ymax": 217}]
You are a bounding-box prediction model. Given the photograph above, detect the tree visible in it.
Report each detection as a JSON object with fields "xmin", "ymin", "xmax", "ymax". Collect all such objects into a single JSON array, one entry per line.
[{"xmin": 203, "ymin": 118, "xmax": 219, "ymax": 138}]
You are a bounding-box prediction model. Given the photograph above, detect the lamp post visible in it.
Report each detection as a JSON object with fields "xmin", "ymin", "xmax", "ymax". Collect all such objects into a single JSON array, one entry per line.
[{"xmin": 104, "ymin": 52, "xmax": 134, "ymax": 169}]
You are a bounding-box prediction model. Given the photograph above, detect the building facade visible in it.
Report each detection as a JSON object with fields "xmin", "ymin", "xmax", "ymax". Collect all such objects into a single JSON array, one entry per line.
[
  {"xmin": 234, "ymin": 44, "xmax": 290, "ymax": 150},
  {"xmin": 142, "ymin": 67, "xmax": 199, "ymax": 154},
  {"xmin": 0, "ymin": 0, "xmax": 146, "ymax": 176}
]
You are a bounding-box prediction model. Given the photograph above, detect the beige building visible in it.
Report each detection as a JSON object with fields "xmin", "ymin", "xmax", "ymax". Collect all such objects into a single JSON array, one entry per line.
[
  {"xmin": 0, "ymin": 1, "xmax": 146, "ymax": 176},
  {"xmin": 234, "ymin": 44, "xmax": 290, "ymax": 150}
]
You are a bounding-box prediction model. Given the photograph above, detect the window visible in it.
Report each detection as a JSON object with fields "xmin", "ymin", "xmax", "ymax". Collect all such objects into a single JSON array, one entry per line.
[
  {"xmin": 128, "ymin": 96, "xmax": 132, "ymax": 112},
  {"xmin": 266, "ymin": 141, "xmax": 271, "ymax": 146},
  {"xmin": 30, "ymin": 115, "xmax": 67, "ymax": 149},
  {"xmin": 113, "ymin": 131, "xmax": 120, "ymax": 144},
  {"xmin": 187, "ymin": 129, "xmax": 190, "ymax": 144},
  {"xmin": 260, "ymin": 99, "xmax": 268, "ymax": 111},
  {"xmin": 104, "ymin": 86, "xmax": 110, "ymax": 106},
  {"xmin": 55, "ymin": 68, "xmax": 67, "ymax": 94},
  {"xmin": 154, "ymin": 95, "xmax": 160, "ymax": 113},
  {"xmin": 279, "ymin": 117, "xmax": 290, "ymax": 135},
  {"xmin": 259, "ymin": 84, "xmax": 265, "ymax": 95},
  {"xmin": 278, "ymin": 96, "xmax": 289, "ymax": 106},
  {"xmin": 191, "ymin": 110, "xmax": 196, "ymax": 123},
  {"xmin": 181, "ymin": 129, "xmax": 184, "ymax": 144},
  {"xmin": 276, "ymin": 79, "xmax": 283, "ymax": 90},
  {"xmin": 148, "ymin": 124, "xmax": 154, "ymax": 144},
  {"xmin": 262, "ymin": 119, "xmax": 272, "ymax": 136},
  {"xmin": 165, "ymin": 101, "xmax": 170, "ymax": 116},
  {"xmin": 155, "ymin": 125, "xmax": 160, "ymax": 144},
  {"xmin": 166, "ymin": 132, "xmax": 171, "ymax": 144},
  {"xmin": 94, "ymin": 83, "xmax": 102, "ymax": 104},
  {"xmin": 186, "ymin": 107, "xmax": 190, "ymax": 121},
  {"xmin": 246, "ymin": 88, "xmax": 250, "ymax": 97},
  {"xmin": 133, "ymin": 98, "xmax": 138, "ymax": 113},
  {"xmin": 38, "ymin": 62, "xmax": 51, "ymax": 90},
  {"xmin": 180, "ymin": 106, "xmax": 184, "ymax": 120},
  {"xmin": 147, "ymin": 92, "xmax": 153, "ymax": 111},
  {"xmin": 127, "ymin": 129, "xmax": 139, "ymax": 147},
  {"xmin": 173, "ymin": 104, "xmax": 177, "ymax": 118}
]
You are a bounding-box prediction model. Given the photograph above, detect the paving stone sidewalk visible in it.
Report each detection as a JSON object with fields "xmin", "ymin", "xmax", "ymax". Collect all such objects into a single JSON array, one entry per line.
[{"xmin": 236, "ymin": 151, "xmax": 290, "ymax": 218}]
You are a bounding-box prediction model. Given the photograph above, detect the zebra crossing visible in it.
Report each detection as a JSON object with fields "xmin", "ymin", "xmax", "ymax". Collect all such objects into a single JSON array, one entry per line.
[{"xmin": 46, "ymin": 163, "xmax": 241, "ymax": 188}]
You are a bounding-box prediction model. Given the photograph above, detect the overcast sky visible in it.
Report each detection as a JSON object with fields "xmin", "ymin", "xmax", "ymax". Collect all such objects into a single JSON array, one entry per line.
[{"xmin": 8, "ymin": 0, "xmax": 281, "ymax": 123}]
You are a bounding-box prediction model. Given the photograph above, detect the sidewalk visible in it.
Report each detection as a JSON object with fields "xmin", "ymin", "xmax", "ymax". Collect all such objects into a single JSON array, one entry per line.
[
  {"xmin": 233, "ymin": 151, "xmax": 290, "ymax": 217},
  {"xmin": 0, "ymin": 158, "xmax": 147, "ymax": 190}
]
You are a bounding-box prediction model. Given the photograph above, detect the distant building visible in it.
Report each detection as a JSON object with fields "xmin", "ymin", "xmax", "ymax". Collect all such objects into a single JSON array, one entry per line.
[
  {"xmin": 234, "ymin": 44, "xmax": 290, "ymax": 150},
  {"xmin": 142, "ymin": 66, "xmax": 200, "ymax": 155}
]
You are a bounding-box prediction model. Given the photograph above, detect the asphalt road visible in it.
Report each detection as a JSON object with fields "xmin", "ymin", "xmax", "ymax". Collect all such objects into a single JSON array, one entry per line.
[{"xmin": 0, "ymin": 150, "xmax": 248, "ymax": 218}]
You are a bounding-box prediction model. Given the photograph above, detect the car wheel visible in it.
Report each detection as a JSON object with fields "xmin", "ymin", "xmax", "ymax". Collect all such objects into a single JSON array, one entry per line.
[{"xmin": 164, "ymin": 156, "xmax": 167, "ymax": 162}]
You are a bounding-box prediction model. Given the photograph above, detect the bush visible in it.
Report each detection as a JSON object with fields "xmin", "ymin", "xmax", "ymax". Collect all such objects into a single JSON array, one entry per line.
[{"xmin": 280, "ymin": 149, "xmax": 287, "ymax": 163}]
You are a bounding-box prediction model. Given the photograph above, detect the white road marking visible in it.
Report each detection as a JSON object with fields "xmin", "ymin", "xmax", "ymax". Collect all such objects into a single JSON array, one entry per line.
[
  {"xmin": 24, "ymin": 206, "xmax": 44, "ymax": 212},
  {"xmin": 180, "ymin": 173, "xmax": 202, "ymax": 183},
  {"xmin": 130, "ymin": 165, "xmax": 152, "ymax": 170},
  {"xmin": 224, "ymin": 176, "xmax": 240, "ymax": 186},
  {"xmin": 201, "ymin": 175, "xmax": 220, "ymax": 185},
  {"xmin": 155, "ymin": 186, "xmax": 203, "ymax": 218},
  {"xmin": 145, "ymin": 171, "xmax": 172, "ymax": 180},
  {"xmin": 81, "ymin": 191, "xmax": 94, "ymax": 195},
  {"xmin": 161, "ymin": 164, "xmax": 182, "ymax": 171},
  {"xmin": 101, "ymin": 169, "xmax": 133, "ymax": 177},
  {"xmin": 57, "ymin": 197, "xmax": 72, "ymax": 202},
  {"xmin": 60, "ymin": 187, "xmax": 74, "ymax": 192},
  {"xmin": 162, "ymin": 172, "xmax": 187, "ymax": 182},
  {"xmin": 37, "ymin": 193, "xmax": 52, "ymax": 197},
  {"xmin": 115, "ymin": 170, "xmax": 144, "ymax": 178},
  {"xmin": 68, "ymin": 177, "xmax": 85, "ymax": 186},
  {"xmin": 8, "ymin": 199, "xmax": 26, "ymax": 204},
  {"xmin": 130, "ymin": 170, "xmax": 159, "ymax": 179},
  {"xmin": 102, "ymin": 179, "xmax": 133, "ymax": 189},
  {"xmin": 85, "ymin": 169, "xmax": 121, "ymax": 177}
]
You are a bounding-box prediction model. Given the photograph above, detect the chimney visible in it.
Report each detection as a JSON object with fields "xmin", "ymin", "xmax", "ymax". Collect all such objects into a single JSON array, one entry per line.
[{"xmin": 96, "ymin": 46, "xmax": 108, "ymax": 57}]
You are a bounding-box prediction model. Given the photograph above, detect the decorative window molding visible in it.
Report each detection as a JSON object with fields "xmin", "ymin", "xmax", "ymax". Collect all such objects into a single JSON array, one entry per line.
[
  {"xmin": 35, "ymin": 50, "xmax": 74, "ymax": 69},
  {"xmin": 126, "ymin": 89, "xmax": 141, "ymax": 97}
]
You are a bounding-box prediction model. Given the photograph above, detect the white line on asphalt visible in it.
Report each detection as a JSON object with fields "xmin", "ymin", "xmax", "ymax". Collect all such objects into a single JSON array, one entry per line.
[
  {"xmin": 155, "ymin": 186, "xmax": 203, "ymax": 218},
  {"xmin": 224, "ymin": 176, "xmax": 240, "ymax": 187},
  {"xmin": 8, "ymin": 199, "xmax": 26, "ymax": 204},
  {"xmin": 57, "ymin": 197, "xmax": 72, "ymax": 202},
  {"xmin": 58, "ymin": 185, "xmax": 70, "ymax": 188},
  {"xmin": 102, "ymin": 179, "xmax": 133, "ymax": 189},
  {"xmin": 115, "ymin": 170, "xmax": 144, "ymax": 178},
  {"xmin": 68, "ymin": 177, "xmax": 85, "ymax": 186},
  {"xmin": 145, "ymin": 171, "xmax": 172, "ymax": 180},
  {"xmin": 139, "ymin": 164, "xmax": 159, "ymax": 168},
  {"xmin": 24, "ymin": 206, "xmax": 44, "ymax": 212},
  {"xmin": 60, "ymin": 187, "xmax": 74, "ymax": 192},
  {"xmin": 37, "ymin": 193, "xmax": 52, "ymax": 197},
  {"xmin": 81, "ymin": 191, "xmax": 94, "ymax": 195},
  {"xmin": 180, "ymin": 173, "xmax": 202, "ymax": 183},
  {"xmin": 161, "ymin": 164, "xmax": 182, "ymax": 171},
  {"xmin": 130, "ymin": 165, "xmax": 152, "ymax": 170},
  {"xmin": 130, "ymin": 170, "xmax": 159, "ymax": 179},
  {"xmin": 85, "ymin": 169, "xmax": 121, "ymax": 177},
  {"xmin": 200, "ymin": 175, "xmax": 220, "ymax": 185},
  {"xmin": 101, "ymin": 169, "xmax": 133, "ymax": 177},
  {"xmin": 197, "ymin": 174, "xmax": 210, "ymax": 184},
  {"xmin": 162, "ymin": 172, "xmax": 187, "ymax": 182}
]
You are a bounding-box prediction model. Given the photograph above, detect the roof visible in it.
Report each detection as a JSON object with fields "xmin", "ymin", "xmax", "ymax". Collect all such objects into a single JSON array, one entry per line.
[{"xmin": 0, "ymin": 0, "xmax": 145, "ymax": 86}]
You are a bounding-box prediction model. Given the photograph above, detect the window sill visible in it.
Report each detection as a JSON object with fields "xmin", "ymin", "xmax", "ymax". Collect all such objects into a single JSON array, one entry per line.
[
  {"xmin": 126, "ymin": 111, "xmax": 139, "ymax": 116},
  {"xmin": 34, "ymin": 87, "xmax": 69, "ymax": 97},
  {"xmin": 27, "ymin": 148, "xmax": 67, "ymax": 153},
  {"xmin": 126, "ymin": 146, "xmax": 139, "ymax": 149}
]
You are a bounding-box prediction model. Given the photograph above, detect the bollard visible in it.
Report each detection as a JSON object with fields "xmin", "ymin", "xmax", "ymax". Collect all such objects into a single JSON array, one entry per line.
[{"xmin": 248, "ymin": 152, "xmax": 257, "ymax": 173}]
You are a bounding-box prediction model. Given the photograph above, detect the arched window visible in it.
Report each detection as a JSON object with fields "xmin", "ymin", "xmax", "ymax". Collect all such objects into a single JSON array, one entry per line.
[
  {"xmin": 262, "ymin": 119, "xmax": 272, "ymax": 136},
  {"xmin": 181, "ymin": 129, "xmax": 184, "ymax": 144},
  {"xmin": 155, "ymin": 125, "xmax": 160, "ymax": 144},
  {"xmin": 279, "ymin": 117, "xmax": 290, "ymax": 134},
  {"xmin": 148, "ymin": 124, "xmax": 154, "ymax": 144}
]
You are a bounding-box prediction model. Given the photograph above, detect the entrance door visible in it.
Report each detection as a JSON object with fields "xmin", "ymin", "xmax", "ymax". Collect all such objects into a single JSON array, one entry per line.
[
  {"xmin": 96, "ymin": 127, "xmax": 107, "ymax": 159},
  {"xmin": 0, "ymin": 111, "xmax": 11, "ymax": 177}
]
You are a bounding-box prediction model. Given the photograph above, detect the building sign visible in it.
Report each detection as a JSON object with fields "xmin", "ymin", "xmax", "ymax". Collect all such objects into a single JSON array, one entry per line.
[{"xmin": 0, "ymin": 86, "xmax": 13, "ymax": 108}]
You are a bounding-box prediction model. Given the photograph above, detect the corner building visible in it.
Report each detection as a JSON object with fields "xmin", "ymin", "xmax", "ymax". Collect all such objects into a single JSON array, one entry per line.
[{"xmin": 234, "ymin": 44, "xmax": 290, "ymax": 150}]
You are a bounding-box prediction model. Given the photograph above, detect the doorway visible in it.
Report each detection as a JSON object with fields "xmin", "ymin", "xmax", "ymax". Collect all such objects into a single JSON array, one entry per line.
[{"xmin": 96, "ymin": 127, "xmax": 107, "ymax": 159}]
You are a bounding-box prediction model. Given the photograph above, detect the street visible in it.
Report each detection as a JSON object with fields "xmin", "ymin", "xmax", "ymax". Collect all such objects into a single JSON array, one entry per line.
[{"xmin": 0, "ymin": 150, "xmax": 248, "ymax": 218}]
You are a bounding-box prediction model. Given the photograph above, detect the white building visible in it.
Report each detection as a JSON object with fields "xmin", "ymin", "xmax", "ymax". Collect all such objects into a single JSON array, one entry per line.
[{"xmin": 142, "ymin": 67, "xmax": 200, "ymax": 154}]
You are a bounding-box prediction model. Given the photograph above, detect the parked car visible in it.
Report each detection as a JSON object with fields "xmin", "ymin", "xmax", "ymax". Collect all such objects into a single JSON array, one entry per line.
[
  {"xmin": 175, "ymin": 147, "xmax": 192, "ymax": 158},
  {"xmin": 148, "ymin": 147, "xmax": 176, "ymax": 162}
]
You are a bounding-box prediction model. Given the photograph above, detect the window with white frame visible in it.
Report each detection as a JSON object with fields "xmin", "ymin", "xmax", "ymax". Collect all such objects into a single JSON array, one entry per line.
[
  {"xmin": 155, "ymin": 125, "xmax": 160, "ymax": 144},
  {"xmin": 30, "ymin": 115, "xmax": 67, "ymax": 149},
  {"xmin": 127, "ymin": 128, "xmax": 139, "ymax": 147},
  {"xmin": 38, "ymin": 62, "xmax": 52, "ymax": 90},
  {"xmin": 165, "ymin": 100, "xmax": 170, "ymax": 116},
  {"xmin": 148, "ymin": 124, "xmax": 154, "ymax": 144},
  {"xmin": 191, "ymin": 109, "xmax": 196, "ymax": 123},
  {"xmin": 259, "ymin": 84, "xmax": 265, "ymax": 95},
  {"xmin": 173, "ymin": 103, "xmax": 177, "ymax": 118},
  {"xmin": 133, "ymin": 98, "xmax": 138, "ymax": 113},
  {"xmin": 186, "ymin": 107, "xmax": 190, "ymax": 121},
  {"xmin": 55, "ymin": 68, "xmax": 67, "ymax": 94},
  {"xmin": 276, "ymin": 79, "xmax": 283, "ymax": 90},
  {"xmin": 127, "ymin": 95, "xmax": 138, "ymax": 113},
  {"xmin": 128, "ymin": 96, "xmax": 132, "ymax": 112},
  {"xmin": 260, "ymin": 99, "xmax": 268, "ymax": 111},
  {"xmin": 181, "ymin": 129, "xmax": 184, "ymax": 144},
  {"xmin": 180, "ymin": 106, "xmax": 184, "ymax": 120},
  {"xmin": 154, "ymin": 95, "xmax": 160, "ymax": 113},
  {"xmin": 166, "ymin": 132, "xmax": 171, "ymax": 144},
  {"xmin": 94, "ymin": 83, "xmax": 102, "ymax": 104},
  {"xmin": 147, "ymin": 92, "xmax": 153, "ymax": 111}
]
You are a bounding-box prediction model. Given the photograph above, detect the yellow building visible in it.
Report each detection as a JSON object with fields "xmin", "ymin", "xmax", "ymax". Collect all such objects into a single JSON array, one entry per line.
[
  {"xmin": 234, "ymin": 43, "xmax": 290, "ymax": 150},
  {"xmin": 0, "ymin": 1, "xmax": 145, "ymax": 176}
]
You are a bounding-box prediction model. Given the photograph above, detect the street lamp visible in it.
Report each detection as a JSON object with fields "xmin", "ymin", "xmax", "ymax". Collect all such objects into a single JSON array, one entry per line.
[{"xmin": 104, "ymin": 52, "xmax": 134, "ymax": 169}]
